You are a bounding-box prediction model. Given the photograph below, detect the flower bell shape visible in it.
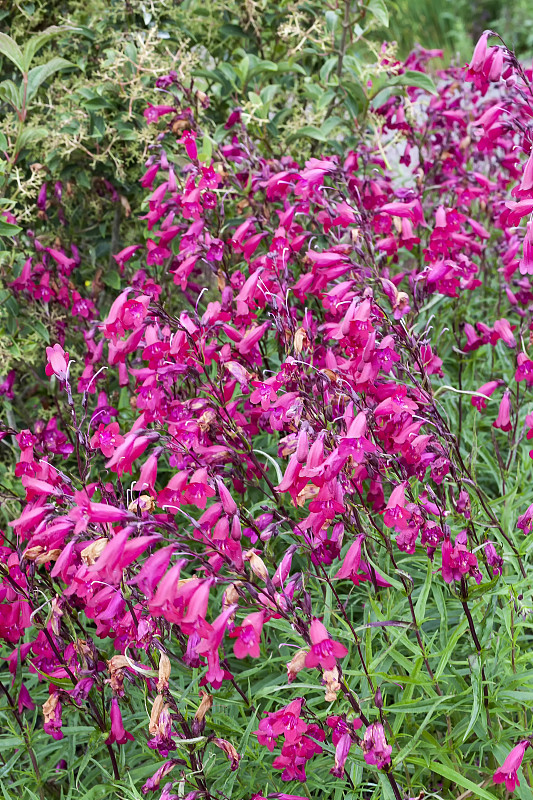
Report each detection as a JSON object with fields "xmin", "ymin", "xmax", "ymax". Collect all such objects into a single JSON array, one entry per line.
[
  {"xmin": 493, "ymin": 740, "xmax": 529, "ymax": 791},
  {"xmin": 45, "ymin": 344, "xmax": 70, "ymax": 382},
  {"xmin": 105, "ymin": 698, "xmax": 134, "ymax": 746},
  {"xmin": 305, "ymin": 618, "xmax": 348, "ymax": 670}
]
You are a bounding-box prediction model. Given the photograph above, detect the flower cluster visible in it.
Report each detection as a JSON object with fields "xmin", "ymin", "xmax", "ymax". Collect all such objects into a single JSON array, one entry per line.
[{"xmin": 2, "ymin": 30, "xmax": 533, "ymax": 799}]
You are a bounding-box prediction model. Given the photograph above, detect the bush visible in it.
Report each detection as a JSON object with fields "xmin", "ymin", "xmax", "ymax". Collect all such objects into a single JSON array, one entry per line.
[{"xmin": 2, "ymin": 18, "xmax": 533, "ymax": 800}]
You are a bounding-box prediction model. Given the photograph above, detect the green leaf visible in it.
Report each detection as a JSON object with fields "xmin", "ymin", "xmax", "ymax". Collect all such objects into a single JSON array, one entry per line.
[
  {"xmin": 32, "ymin": 320, "xmax": 50, "ymax": 344},
  {"xmin": 22, "ymin": 26, "xmax": 78, "ymax": 70},
  {"xmin": 27, "ymin": 57, "xmax": 74, "ymax": 101},
  {"xmin": 414, "ymin": 559, "xmax": 432, "ymax": 621},
  {"xmin": 103, "ymin": 270, "xmax": 121, "ymax": 290},
  {"xmin": 29, "ymin": 663, "xmax": 73, "ymax": 688},
  {"xmin": 0, "ymin": 79, "xmax": 22, "ymax": 112},
  {"xmin": 0, "ymin": 219, "xmax": 21, "ymax": 237},
  {"xmin": 0, "ymin": 33, "xmax": 24, "ymax": 72},
  {"xmin": 463, "ymin": 653, "xmax": 482, "ymax": 741},
  {"xmin": 287, "ymin": 125, "xmax": 327, "ymax": 143},
  {"xmin": 15, "ymin": 126, "xmax": 48, "ymax": 151},
  {"xmin": 407, "ymin": 758, "xmax": 498, "ymax": 800},
  {"xmin": 389, "ymin": 70, "xmax": 438, "ymax": 95},
  {"xmin": 434, "ymin": 617, "xmax": 469, "ymax": 680},
  {"xmin": 367, "ymin": 0, "xmax": 389, "ymax": 27},
  {"xmin": 253, "ymin": 449, "xmax": 283, "ymax": 484},
  {"xmin": 325, "ymin": 10, "xmax": 339, "ymax": 34},
  {"xmin": 277, "ymin": 61, "xmax": 307, "ymax": 76},
  {"xmin": 197, "ymin": 134, "xmax": 213, "ymax": 163}
]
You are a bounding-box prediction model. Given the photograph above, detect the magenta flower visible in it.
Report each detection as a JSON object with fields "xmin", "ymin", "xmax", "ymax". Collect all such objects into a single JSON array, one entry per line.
[
  {"xmin": 113, "ymin": 244, "xmax": 142, "ymax": 270},
  {"xmin": 334, "ymin": 534, "xmax": 368, "ymax": 584},
  {"xmin": 493, "ymin": 391, "xmax": 512, "ymax": 431},
  {"xmin": 196, "ymin": 605, "xmax": 237, "ymax": 687},
  {"xmin": 471, "ymin": 380, "xmax": 501, "ymax": 410},
  {"xmin": 440, "ymin": 534, "xmax": 481, "ymax": 584},
  {"xmin": 45, "ymin": 344, "xmax": 70, "ymax": 382},
  {"xmin": 330, "ymin": 732, "xmax": 352, "ymax": 777},
  {"xmin": 90, "ymin": 422, "xmax": 124, "ymax": 458},
  {"xmin": 518, "ymin": 503, "xmax": 533, "ymax": 535},
  {"xmin": 267, "ymin": 698, "xmax": 307, "ymax": 745},
  {"xmin": 143, "ymin": 103, "xmax": 175, "ymax": 123},
  {"xmin": 305, "ymin": 618, "xmax": 348, "ymax": 670},
  {"xmin": 520, "ymin": 221, "xmax": 533, "ymax": 274},
  {"xmin": 106, "ymin": 697, "xmax": 134, "ymax": 746},
  {"xmin": 230, "ymin": 611, "xmax": 264, "ymax": 659},
  {"xmin": 250, "ymin": 380, "xmax": 278, "ymax": 411},
  {"xmin": 383, "ymin": 483, "xmax": 411, "ymax": 532},
  {"xmin": 493, "ymin": 740, "xmax": 529, "ymax": 791},
  {"xmin": 362, "ymin": 723, "xmax": 392, "ymax": 769},
  {"xmin": 179, "ymin": 130, "xmax": 198, "ymax": 160},
  {"xmin": 0, "ymin": 369, "xmax": 16, "ymax": 399}
]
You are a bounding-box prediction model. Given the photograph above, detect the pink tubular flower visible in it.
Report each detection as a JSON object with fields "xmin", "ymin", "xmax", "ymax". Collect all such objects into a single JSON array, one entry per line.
[
  {"xmin": 305, "ymin": 618, "xmax": 348, "ymax": 670},
  {"xmin": 230, "ymin": 610, "xmax": 265, "ymax": 659},
  {"xmin": 90, "ymin": 421, "xmax": 124, "ymax": 458},
  {"xmin": 331, "ymin": 731, "xmax": 352, "ymax": 777},
  {"xmin": 362, "ymin": 722, "xmax": 392, "ymax": 769},
  {"xmin": 196, "ymin": 605, "xmax": 237, "ymax": 687},
  {"xmin": 113, "ymin": 244, "xmax": 142, "ymax": 270},
  {"xmin": 493, "ymin": 391, "xmax": 512, "ymax": 431},
  {"xmin": 440, "ymin": 534, "xmax": 481, "ymax": 584},
  {"xmin": 470, "ymin": 32, "xmax": 489, "ymax": 72},
  {"xmin": 143, "ymin": 104, "xmax": 175, "ymax": 124},
  {"xmin": 517, "ymin": 503, "xmax": 533, "ymax": 535},
  {"xmin": 106, "ymin": 697, "xmax": 134, "ymax": 746},
  {"xmin": 493, "ymin": 740, "xmax": 529, "ymax": 791},
  {"xmin": 179, "ymin": 130, "xmax": 197, "ymax": 160},
  {"xmin": 520, "ymin": 221, "xmax": 533, "ymax": 275},
  {"xmin": 334, "ymin": 534, "xmax": 367, "ymax": 584},
  {"xmin": 471, "ymin": 380, "xmax": 501, "ymax": 410},
  {"xmin": 268, "ymin": 698, "xmax": 307, "ymax": 744},
  {"xmin": 383, "ymin": 483, "xmax": 410, "ymax": 532},
  {"xmin": 45, "ymin": 344, "xmax": 70, "ymax": 382},
  {"xmin": 493, "ymin": 318, "xmax": 516, "ymax": 348}
]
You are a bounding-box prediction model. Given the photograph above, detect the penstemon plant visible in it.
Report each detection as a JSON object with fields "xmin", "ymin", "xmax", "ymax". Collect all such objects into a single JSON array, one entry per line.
[{"xmin": 3, "ymin": 30, "xmax": 533, "ymax": 800}]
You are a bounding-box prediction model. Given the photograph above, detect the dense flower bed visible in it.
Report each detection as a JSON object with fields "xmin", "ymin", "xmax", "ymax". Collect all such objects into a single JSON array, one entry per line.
[{"xmin": 2, "ymin": 32, "xmax": 533, "ymax": 800}]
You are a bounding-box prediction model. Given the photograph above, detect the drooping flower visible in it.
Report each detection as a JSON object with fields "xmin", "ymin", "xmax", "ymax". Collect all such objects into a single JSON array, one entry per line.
[
  {"xmin": 334, "ymin": 534, "xmax": 367, "ymax": 584},
  {"xmin": 493, "ymin": 740, "xmax": 529, "ymax": 792},
  {"xmin": 106, "ymin": 697, "xmax": 134, "ymax": 746},
  {"xmin": 362, "ymin": 722, "xmax": 392, "ymax": 769},
  {"xmin": 493, "ymin": 391, "xmax": 512, "ymax": 431}
]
